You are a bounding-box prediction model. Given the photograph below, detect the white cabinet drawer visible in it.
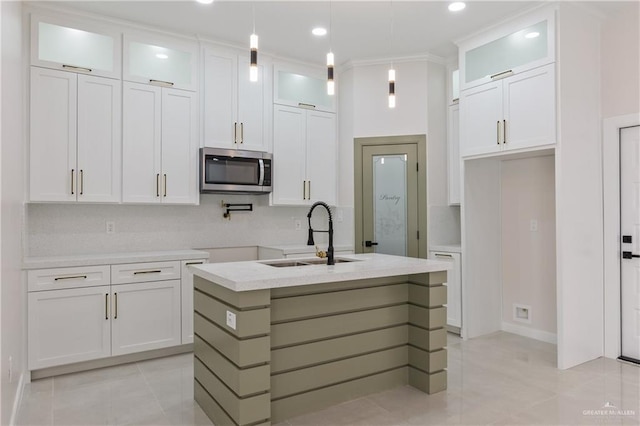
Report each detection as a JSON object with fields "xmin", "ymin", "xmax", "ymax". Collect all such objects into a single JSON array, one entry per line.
[
  {"xmin": 111, "ymin": 261, "xmax": 180, "ymax": 284},
  {"xmin": 28, "ymin": 265, "xmax": 110, "ymax": 292}
]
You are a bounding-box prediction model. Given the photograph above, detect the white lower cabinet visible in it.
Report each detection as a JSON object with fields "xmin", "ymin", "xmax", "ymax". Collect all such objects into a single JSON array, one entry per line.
[
  {"xmin": 180, "ymin": 260, "xmax": 206, "ymax": 344},
  {"xmin": 28, "ymin": 286, "xmax": 111, "ymax": 370},
  {"xmin": 111, "ymin": 280, "xmax": 181, "ymax": 356},
  {"xmin": 27, "ymin": 256, "xmax": 206, "ymax": 371},
  {"xmin": 429, "ymin": 251, "xmax": 462, "ymax": 330}
]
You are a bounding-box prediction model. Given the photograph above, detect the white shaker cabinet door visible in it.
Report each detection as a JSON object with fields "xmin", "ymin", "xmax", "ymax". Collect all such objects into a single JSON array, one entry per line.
[
  {"xmin": 28, "ymin": 286, "xmax": 111, "ymax": 369},
  {"xmin": 502, "ymin": 63, "xmax": 556, "ymax": 151},
  {"xmin": 237, "ymin": 55, "xmax": 270, "ymax": 152},
  {"xmin": 203, "ymin": 47, "xmax": 237, "ymax": 149},
  {"xmin": 306, "ymin": 110, "xmax": 337, "ymax": 205},
  {"xmin": 272, "ymin": 105, "xmax": 307, "ymax": 205},
  {"xmin": 448, "ymin": 104, "xmax": 461, "ymax": 205},
  {"xmin": 77, "ymin": 75, "xmax": 122, "ymax": 203},
  {"xmin": 29, "ymin": 67, "xmax": 77, "ymax": 202},
  {"xmin": 111, "ymin": 280, "xmax": 182, "ymax": 356},
  {"xmin": 429, "ymin": 251, "xmax": 462, "ymax": 329},
  {"xmin": 122, "ymin": 82, "xmax": 162, "ymax": 203},
  {"xmin": 161, "ymin": 88, "xmax": 198, "ymax": 205},
  {"xmin": 459, "ymin": 81, "xmax": 502, "ymax": 158},
  {"xmin": 181, "ymin": 260, "xmax": 206, "ymax": 344}
]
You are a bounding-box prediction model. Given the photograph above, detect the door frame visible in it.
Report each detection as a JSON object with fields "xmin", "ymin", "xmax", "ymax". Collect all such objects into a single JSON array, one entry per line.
[
  {"xmin": 603, "ymin": 113, "xmax": 640, "ymax": 359},
  {"xmin": 354, "ymin": 135, "xmax": 428, "ymax": 258}
]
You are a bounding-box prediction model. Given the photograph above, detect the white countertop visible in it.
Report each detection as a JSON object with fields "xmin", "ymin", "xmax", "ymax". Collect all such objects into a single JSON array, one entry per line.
[
  {"xmin": 430, "ymin": 244, "xmax": 462, "ymax": 253},
  {"xmin": 190, "ymin": 253, "xmax": 451, "ymax": 292},
  {"xmin": 258, "ymin": 243, "xmax": 354, "ymax": 255},
  {"xmin": 23, "ymin": 250, "xmax": 210, "ymax": 270}
]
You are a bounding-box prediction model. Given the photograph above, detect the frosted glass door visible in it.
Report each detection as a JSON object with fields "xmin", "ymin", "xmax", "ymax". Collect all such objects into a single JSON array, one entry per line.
[
  {"xmin": 275, "ymin": 68, "xmax": 335, "ymax": 112},
  {"xmin": 31, "ymin": 17, "xmax": 120, "ymax": 79},
  {"xmin": 362, "ymin": 144, "xmax": 419, "ymax": 257},
  {"xmin": 124, "ymin": 35, "xmax": 198, "ymax": 91},
  {"xmin": 373, "ymin": 154, "xmax": 408, "ymax": 256}
]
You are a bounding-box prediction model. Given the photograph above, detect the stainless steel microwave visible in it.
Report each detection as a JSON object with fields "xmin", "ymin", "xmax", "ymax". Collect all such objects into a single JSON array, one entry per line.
[{"xmin": 200, "ymin": 148, "xmax": 272, "ymax": 194}]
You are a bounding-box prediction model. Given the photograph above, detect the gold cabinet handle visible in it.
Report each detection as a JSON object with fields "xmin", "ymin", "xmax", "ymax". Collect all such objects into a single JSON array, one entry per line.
[
  {"xmin": 71, "ymin": 169, "xmax": 75, "ymax": 195},
  {"xmin": 105, "ymin": 293, "xmax": 109, "ymax": 320},
  {"xmin": 185, "ymin": 261, "xmax": 204, "ymax": 266},
  {"xmin": 503, "ymin": 119, "xmax": 507, "ymax": 144},
  {"xmin": 114, "ymin": 293, "xmax": 118, "ymax": 319},
  {"xmin": 156, "ymin": 173, "xmax": 160, "ymax": 197},
  {"xmin": 163, "ymin": 174, "xmax": 167, "ymax": 197},
  {"xmin": 80, "ymin": 169, "xmax": 84, "ymax": 195},
  {"xmin": 54, "ymin": 275, "xmax": 87, "ymax": 281},
  {"xmin": 496, "ymin": 121, "xmax": 500, "ymax": 145},
  {"xmin": 234, "ymin": 122, "xmax": 237, "ymax": 144},
  {"xmin": 133, "ymin": 270, "xmax": 162, "ymax": 275},
  {"xmin": 149, "ymin": 79, "xmax": 174, "ymax": 87},
  {"xmin": 62, "ymin": 64, "xmax": 92, "ymax": 73},
  {"xmin": 302, "ymin": 181, "xmax": 306, "ymax": 200},
  {"xmin": 308, "ymin": 181, "xmax": 311, "ymax": 200},
  {"xmin": 490, "ymin": 69, "xmax": 513, "ymax": 80},
  {"xmin": 298, "ymin": 102, "xmax": 316, "ymax": 109},
  {"xmin": 434, "ymin": 253, "xmax": 453, "ymax": 258},
  {"xmin": 240, "ymin": 122, "xmax": 244, "ymax": 144}
]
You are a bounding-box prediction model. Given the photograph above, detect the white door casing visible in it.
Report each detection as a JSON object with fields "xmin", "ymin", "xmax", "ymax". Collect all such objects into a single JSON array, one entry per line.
[{"xmin": 620, "ymin": 125, "xmax": 640, "ymax": 362}]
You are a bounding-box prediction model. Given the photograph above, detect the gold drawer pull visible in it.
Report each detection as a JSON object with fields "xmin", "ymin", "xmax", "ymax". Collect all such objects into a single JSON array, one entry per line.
[
  {"xmin": 54, "ymin": 275, "xmax": 87, "ymax": 281},
  {"xmin": 149, "ymin": 79, "xmax": 174, "ymax": 87},
  {"xmin": 185, "ymin": 261, "xmax": 204, "ymax": 266},
  {"xmin": 63, "ymin": 64, "xmax": 92, "ymax": 73},
  {"xmin": 434, "ymin": 253, "xmax": 453, "ymax": 258},
  {"xmin": 114, "ymin": 293, "xmax": 118, "ymax": 319},
  {"xmin": 133, "ymin": 270, "xmax": 162, "ymax": 275},
  {"xmin": 105, "ymin": 294, "xmax": 109, "ymax": 320}
]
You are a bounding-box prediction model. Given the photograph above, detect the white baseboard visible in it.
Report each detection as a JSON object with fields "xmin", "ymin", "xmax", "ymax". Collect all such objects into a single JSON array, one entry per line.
[
  {"xmin": 501, "ymin": 321, "xmax": 557, "ymax": 345},
  {"xmin": 9, "ymin": 372, "xmax": 26, "ymax": 426}
]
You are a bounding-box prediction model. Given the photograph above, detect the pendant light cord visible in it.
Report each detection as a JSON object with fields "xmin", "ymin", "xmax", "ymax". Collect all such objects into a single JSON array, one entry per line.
[
  {"xmin": 389, "ymin": 0, "xmax": 394, "ymax": 69},
  {"xmin": 252, "ymin": 3, "xmax": 256, "ymax": 34}
]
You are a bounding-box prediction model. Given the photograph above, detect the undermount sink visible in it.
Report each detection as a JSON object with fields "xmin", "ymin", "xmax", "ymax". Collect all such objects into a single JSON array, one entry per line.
[{"xmin": 261, "ymin": 258, "xmax": 360, "ymax": 267}]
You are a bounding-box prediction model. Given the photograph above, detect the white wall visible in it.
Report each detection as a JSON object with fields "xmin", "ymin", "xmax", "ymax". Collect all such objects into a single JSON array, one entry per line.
[
  {"xmin": 26, "ymin": 195, "xmax": 353, "ymax": 257},
  {"xmin": 1, "ymin": 1, "xmax": 25, "ymax": 423},
  {"xmin": 501, "ymin": 156, "xmax": 556, "ymax": 337},
  {"xmin": 601, "ymin": 2, "xmax": 639, "ymax": 119}
]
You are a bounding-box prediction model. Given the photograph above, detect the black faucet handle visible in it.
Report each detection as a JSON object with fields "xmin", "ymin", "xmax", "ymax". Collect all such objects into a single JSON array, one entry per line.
[{"xmin": 307, "ymin": 228, "xmax": 315, "ymax": 245}]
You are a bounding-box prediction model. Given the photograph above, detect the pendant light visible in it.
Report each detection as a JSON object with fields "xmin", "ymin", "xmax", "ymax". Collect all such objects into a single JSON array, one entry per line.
[
  {"xmin": 327, "ymin": 0, "xmax": 335, "ymax": 95},
  {"xmin": 388, "ymin": 0, "xmax": 396, "ymax": 108},
  {"xmin": 249, "ymin": 4, "xmax": 258, "ymax": 82}
]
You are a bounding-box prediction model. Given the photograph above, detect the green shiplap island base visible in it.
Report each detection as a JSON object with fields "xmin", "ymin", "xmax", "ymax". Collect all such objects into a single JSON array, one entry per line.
[{"xmin": 193, "ymin": 271, "xmax": 448, "ymax": 426}]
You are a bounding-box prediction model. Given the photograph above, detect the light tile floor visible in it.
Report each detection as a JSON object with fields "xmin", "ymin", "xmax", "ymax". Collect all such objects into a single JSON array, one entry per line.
[{"xmin": 16, "ymin": 332, "xmax": 640, "ymax": 425}]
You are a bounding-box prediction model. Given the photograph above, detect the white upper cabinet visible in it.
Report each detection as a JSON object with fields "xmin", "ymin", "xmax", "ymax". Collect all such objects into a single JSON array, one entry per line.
[
  {"xmin": 458, "ymin": 8, "xmax": 555, "ymax": 91},
  {"xmin": 459, "ymin": 64, "xmax": 555, "ymax": 157},
  {"xmin": 272, "ymin": 105, "xmax": 336, "ymax": 206},
  {"xmin": 31, "ymin": 15, "xmax": 121, "ymax": 79},
  {"xmin": 122, "ymin": 82, "xmax": 198, "ymax": 205},
  {"xmin": 30, "ymin": 67, "xmax": 121, "ymax": 203},
  {"xmin": 203, "ymin": 46, "xmax": 271, "ymax": 151},
  {"xmin": 124, "ymin": 32, "xmax": 198, "ymax": 91},
  {"xmin": 274, "ymin": 63, "xmax": 335, "ymax": 113}
]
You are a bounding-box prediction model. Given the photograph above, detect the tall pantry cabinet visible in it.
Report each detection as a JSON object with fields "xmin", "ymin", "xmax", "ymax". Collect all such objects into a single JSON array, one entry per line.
[{"xmin": 457, "ymin": 4, "xmax": 604, "ymax": 369}]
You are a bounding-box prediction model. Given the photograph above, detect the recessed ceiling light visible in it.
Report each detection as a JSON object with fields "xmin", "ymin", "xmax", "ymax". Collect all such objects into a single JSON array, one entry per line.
[
  {"xmin": 448, "ymin": 2, "xmax": 466, "ymax": 12},
  {"xmin": 312, "ymin": 27, "xmax": 327, "ymax": 37},
  {"xmin": 195, "ymin": 0, "xmax": 214, "ymax": 4},
  {"xmin": 525, "ymin": 31, "xmax": 540, "ymax": 39},
  {"xmin": 156, "ymin": 53, "xmax": 168, "ymax": 59}
]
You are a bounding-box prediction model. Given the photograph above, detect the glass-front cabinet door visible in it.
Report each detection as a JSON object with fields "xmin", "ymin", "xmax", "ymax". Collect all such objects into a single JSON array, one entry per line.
[
  {"xmin": 274, "ymin": 64, "xmax": 335, "ymax": 113},
  {"xmin": 31, "ymin": 15, "xmax": 121, "ymax": 79},
  {"xmin": 124, "ymin": 33, "xmax": 198, "ymax": 91},
  {"xmin": 458, "ymin": 7, "xmax": 555, "ymax": 90}
]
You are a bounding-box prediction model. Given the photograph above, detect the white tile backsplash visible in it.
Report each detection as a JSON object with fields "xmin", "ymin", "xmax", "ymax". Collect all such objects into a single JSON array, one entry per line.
[{"xmin": 26, "ymin": 195, "xmax": 354, "ymax": 257}]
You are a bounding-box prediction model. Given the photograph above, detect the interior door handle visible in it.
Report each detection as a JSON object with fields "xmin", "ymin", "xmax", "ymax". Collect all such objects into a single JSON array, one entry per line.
[
  {"xmin": 364, "ymin": 241, "xmax": 379, "ymax": 247},
  {"xmin": 623, "ymin": 251, "xmax": 640, "ymax": 259}
]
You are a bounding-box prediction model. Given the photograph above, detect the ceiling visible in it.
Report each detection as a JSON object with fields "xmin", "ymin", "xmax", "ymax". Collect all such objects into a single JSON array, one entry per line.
[{"xmin": 42, "ymin": 1, "xmax": 635, "ymax": 66}]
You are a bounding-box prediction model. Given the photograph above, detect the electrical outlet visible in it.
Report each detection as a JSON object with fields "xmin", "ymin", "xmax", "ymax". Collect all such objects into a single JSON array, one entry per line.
[
  {"xmin": 106, "ymin": 221, "xmax": 115, "ymax": 234},
  {"xmin": 529, "ymin": 219, "xmax": 538, "ymax": 232},
  {"xmin": 294, "ymin": 220, "xmax": 302, "ymax": 231},
  {"xmin": 226, "ymin": 311, "xmax": 237, "ymax": 330}
]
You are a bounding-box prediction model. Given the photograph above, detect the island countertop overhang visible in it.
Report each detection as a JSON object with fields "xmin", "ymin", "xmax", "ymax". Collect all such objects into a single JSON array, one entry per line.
[{"xmin": 189, "ymin": 253, "xmax": 451, "ymax": 292}]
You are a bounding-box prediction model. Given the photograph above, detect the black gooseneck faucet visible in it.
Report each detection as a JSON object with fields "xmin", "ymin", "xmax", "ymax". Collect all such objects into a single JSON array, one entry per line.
[{"xmin": 306, "ymin": 201, "xmax": 334, "ymax": 265}]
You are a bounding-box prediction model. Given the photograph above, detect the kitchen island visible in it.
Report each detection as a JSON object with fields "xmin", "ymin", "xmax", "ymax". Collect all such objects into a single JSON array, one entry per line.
[{"xmin": 189, "ymin": 253, "xmax": 450, "ymax": 426}]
